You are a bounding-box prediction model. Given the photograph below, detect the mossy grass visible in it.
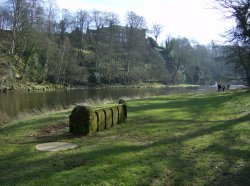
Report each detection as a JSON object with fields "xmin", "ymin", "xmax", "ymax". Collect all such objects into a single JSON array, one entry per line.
[{"xmin": 0, "ymin": 90, "xmax": 250, "ymax": 185}]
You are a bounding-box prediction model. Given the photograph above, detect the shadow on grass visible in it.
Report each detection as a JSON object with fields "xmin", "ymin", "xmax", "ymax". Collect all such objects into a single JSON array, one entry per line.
[
  {"xmin": 129, "ymin": 91, "xmax": 245, "ymax": 115},
  {"xmin": 154, "ymin": 113, "xmax": 250, "ymax": 144},
  {"xmin": 0, "ymin": 91, "xmax": 249, "ymax": 185},
  {"xmin": 1, "ymin": 112, "xmax": 249, "ymax": 185},
  {"xmin": 195, "ymin": 143, "xmax": 250, "ymax": 185},
  {"xmin": 0, "ymin": 111, "xmax": 70, "ymax": 136}
]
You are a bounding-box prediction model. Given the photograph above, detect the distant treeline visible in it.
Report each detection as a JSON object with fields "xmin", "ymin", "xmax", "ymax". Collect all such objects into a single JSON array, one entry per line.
[{"xmin": 0, "ymin": 0, "xmax": 239, "ymax": 86}]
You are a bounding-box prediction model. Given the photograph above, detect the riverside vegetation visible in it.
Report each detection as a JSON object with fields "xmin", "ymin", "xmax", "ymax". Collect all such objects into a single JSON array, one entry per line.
[
  {"xmin": 0, "ymin": 90, "xmax": 249, "ymax": 185},
  {"xmin": 0, "ymin": 0, "xmax": 245, "ymax": 92}
]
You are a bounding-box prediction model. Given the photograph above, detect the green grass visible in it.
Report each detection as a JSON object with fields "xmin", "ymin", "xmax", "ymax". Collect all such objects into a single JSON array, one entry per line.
[{"xmin": 0, "ymin": 90, "xmax": 250, "ymax": 185}]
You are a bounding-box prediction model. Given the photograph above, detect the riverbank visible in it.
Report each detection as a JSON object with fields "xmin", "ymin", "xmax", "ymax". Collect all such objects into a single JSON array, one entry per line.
[
  {"xmin": 1, "ymin": 90, "xmax": 250, "ymax": 185},
  {"xmin": 91, "ymin": 83, "xmax": 200, "ymax": 89},
  {"xmin": 0, "ymin": 82, "xmax": 65, "ymax": 93},
  {"xmin": 0, "ymin": 81, "xmax": 201, "ymax": 93}
]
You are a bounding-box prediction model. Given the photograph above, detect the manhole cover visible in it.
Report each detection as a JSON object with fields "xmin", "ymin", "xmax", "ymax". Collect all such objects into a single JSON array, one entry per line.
[{"xmin": 36, "ymin": 142, "xmax": 78, "ymax": 152}]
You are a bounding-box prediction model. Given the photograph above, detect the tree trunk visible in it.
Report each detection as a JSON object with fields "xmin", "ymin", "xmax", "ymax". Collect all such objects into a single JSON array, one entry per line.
[
  {"xmin": 42, "ymin": 49, "xmax": 49, "ymax": 83},
  {"xmin": 57, "ymin": 44, "xmax": 65, "ymax": 84}
]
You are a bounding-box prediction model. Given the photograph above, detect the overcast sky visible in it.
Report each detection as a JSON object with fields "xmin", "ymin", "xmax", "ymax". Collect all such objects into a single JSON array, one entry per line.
[{"xmin": 56, "ymin": 0, "xmax": 234, "ymax": 45}]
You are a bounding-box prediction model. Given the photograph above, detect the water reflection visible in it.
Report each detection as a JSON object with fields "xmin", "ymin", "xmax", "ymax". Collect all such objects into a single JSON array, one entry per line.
[{"xmin": 0, "ymin": 86, "xmax": 215, "ymax": 119}]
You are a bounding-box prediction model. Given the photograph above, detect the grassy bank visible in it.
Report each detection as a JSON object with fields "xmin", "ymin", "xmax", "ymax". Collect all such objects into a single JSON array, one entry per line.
[
  {"xmin": 0, "ymin": 90, "xmax": 250, "ymax": 185},
  {"xmin": 0, "ymin": 82, "xmax": 65, "ymax": 92}
]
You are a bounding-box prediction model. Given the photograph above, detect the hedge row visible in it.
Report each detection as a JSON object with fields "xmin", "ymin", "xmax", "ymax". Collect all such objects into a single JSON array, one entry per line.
[{"xmin": 69, "ymin": 99, "xmax": 127, "ymax": 135}]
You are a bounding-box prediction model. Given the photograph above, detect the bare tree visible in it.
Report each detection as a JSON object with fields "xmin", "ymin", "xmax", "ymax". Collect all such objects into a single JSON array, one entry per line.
[
  {"xmin": 126, "ymin": 11, "xmax": 146, "ymax": 29},
  {"xmin": 40, "ymin": 0, "xmax": 58, "ymax": 83},
  {"xmin": 58, "ymin": 9, "xmax": 72, "ymax": 45},
  {"xmin": 216, "ymin": 0, "xmax": 250, "ymax": 44},
  {"xmin": 0, "ymin": 5, "xmax": 11, "ymax": 30},
  {"xmin": 7, "ymin": 0, "xmax": 30, "ymax": 55},
  {"xmin": 44, "ymin": 0, "xmax": 58, "ymax": 36},
  {"xmin": 90, "ymin": 10, "xmax": 109, "ymax": 70},
  {"xmin": 73, "ymin": 10, "xmax": 90, "ymax": 52},
  {"xmin": 125, "ymin": 11, "xmax": 147, "ymax": 82},
  {"xmin": 151, "ymin": 23, "xmax": 162, "ymax": 43},
  {"xmin": 105, "ymin": 12, "xmax": 119, "ymax": 79},
  {"xmin": 28, "ymin": 0, "xmax": 44, "ymax": 32},
  {"xmin": 216, "ymin": 0, "xmax": 250, "ymax": 86},
  {"xmin": 75, "ymin": 10, "xmax": 90, "ymax": 33},
  {"xmin": 56, "ymin": 9, "xmax": 73, "ymax": 83}
]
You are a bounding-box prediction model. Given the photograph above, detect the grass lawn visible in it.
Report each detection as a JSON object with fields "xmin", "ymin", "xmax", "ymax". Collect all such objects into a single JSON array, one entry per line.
[{"xmin": 0, "ymin": 90, "xmax": 250, "ymax": 185}]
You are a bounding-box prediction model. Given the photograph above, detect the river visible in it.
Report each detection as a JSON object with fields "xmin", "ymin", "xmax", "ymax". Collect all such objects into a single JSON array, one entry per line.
[{"xmin": 0, "ymin": 86, "xmax": 216, "ymax": 121}]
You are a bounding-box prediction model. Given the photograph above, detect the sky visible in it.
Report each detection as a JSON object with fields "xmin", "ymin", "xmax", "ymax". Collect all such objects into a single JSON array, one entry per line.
[{"xmin": 56, "ymin": 0, "xmax": 234, "ymax": 45}]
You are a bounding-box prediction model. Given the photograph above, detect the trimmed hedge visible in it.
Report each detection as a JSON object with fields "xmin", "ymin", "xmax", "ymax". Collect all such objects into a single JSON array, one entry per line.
[{"xmin": 69, "ymin": 99, "xmax": 127, "ymax": 135}]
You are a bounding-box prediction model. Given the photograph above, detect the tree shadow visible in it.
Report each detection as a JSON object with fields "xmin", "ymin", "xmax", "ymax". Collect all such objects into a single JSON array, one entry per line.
[{"xmin": 1, "ymin": 91, "xmax": 249, "ymax": 185}]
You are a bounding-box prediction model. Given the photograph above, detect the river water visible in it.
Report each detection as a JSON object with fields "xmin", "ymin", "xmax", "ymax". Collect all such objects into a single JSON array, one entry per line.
[{"xmin": 0, "ymin": 86, "xmax": 216, "ymax": 120}]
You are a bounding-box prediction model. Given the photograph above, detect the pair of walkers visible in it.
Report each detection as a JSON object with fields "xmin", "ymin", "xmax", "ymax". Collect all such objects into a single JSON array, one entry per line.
[{"xmin": 218, "ymin": 84, "xmax": 230, "ymax": 91}]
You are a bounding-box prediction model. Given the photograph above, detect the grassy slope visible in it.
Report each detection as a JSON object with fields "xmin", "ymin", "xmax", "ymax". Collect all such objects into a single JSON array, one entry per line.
[{"xmin": 0, "ymin": 90, "xmax": 250, "ymax": 185}]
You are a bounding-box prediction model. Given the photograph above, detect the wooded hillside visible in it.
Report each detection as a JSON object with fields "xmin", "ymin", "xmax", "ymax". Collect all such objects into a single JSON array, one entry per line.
[{"xmin": 0, "ymin": 0, "xmax": 239, "ymax": 88}]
